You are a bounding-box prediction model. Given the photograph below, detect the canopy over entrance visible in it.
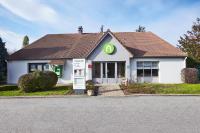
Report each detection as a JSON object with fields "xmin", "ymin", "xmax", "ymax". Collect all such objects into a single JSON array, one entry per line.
[{"xmin": 49, "ymin": 60, "xmax": 65, "ymax": 65}]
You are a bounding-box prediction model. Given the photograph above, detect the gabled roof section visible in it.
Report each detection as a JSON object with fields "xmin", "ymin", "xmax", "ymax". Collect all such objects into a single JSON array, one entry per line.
[
  {"xmin": 8, "ymin": 33, "xmax": 103, "ymax": 60},
  {"xmin": 8, "ymin": 31, "xmax": 186, "ymax": 60},
  {"xmin": 86, "ymin": 30, "xmax": 133, "ymax": 58}
]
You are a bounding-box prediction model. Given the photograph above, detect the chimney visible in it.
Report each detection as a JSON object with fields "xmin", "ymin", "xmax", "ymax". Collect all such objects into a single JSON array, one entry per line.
[
  {"xmin": 100, "ymin": 25, "xmax": 104, "ymax": 33},
  {"xmin": 78, "ymin": 26, "xmax": 83, "ymax": 34}
]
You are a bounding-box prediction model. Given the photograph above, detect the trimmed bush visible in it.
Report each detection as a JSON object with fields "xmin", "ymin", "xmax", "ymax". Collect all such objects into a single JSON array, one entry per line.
[
  {"xmin": 181, "ymin": 68, "xmax": 199, "ymax": 83},
  {"xmin": 18, "ymin": 71, "xmax": 58, "ymax": 92}
]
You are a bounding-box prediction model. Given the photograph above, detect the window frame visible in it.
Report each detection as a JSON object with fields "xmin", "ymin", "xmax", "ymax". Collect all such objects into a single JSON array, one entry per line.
[
  {"xmin": 28, "ymin": 63, "xmax": 48, "ymax": 73},
  {"xmin": 136, "ymin": 61, "xmax": 159, "ymax": 77}
]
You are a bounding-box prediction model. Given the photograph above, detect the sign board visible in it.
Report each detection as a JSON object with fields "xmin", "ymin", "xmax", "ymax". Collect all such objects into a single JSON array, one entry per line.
[
  {"xmin": 103, "ymin": 43, "xmax": 115, "ymax": 54},
  {"xmin": 73, "ymin": 59, "xmax": 86, "ymax": 90}
]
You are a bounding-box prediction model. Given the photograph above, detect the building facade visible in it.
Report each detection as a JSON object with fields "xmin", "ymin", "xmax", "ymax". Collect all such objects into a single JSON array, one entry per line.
[{"xmin": 7, "ymin": 30, "xmax": 187, "ymax": 84}]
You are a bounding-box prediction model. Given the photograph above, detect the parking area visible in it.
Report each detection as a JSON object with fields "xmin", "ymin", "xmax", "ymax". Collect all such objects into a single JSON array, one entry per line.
[{"xmin": 0, "ymin": 96, "xmax": 200, "ymax": 133}]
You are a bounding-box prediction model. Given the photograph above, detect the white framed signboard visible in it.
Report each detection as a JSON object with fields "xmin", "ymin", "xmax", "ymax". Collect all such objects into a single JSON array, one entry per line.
[{"xmin": 73, "ymin": 59, "xmax": 86, "ymax": 90}]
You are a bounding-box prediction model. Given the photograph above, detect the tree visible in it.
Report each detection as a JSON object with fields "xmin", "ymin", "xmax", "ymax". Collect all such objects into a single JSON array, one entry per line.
[
  {"xmin": 0, "ymin": 37, "xmax": 8, "ymax": 82},
  {"xmin": 23, "ymin": 35, "xmax": 29, "ymax": 47},
  {"xmin": 178, "ymin": 18, "xmax": 200, "ymax": 63},
  {"xmin": 136, "ymin": 25, "xmax": 146, "ymax": 32}
]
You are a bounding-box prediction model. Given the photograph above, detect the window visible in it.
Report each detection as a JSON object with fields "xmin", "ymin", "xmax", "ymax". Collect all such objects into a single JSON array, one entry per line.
[
  {"xmin": 144, "ymin": 69, "xmax": 151, "ymax": 76},
  {"xmin": 107, "ymin": 62, "xmax": 115, "ymax": 78},
  {"xmin": 44, "ymin": 64, "xmax": 49, "ymax": 71},
  {"xmin": 92, "ymin": 62, "xmax": 101, "ymax": 78},
  {"xmin": 117, "ymin": 62, "xmax": 125, "ymax": 78},
  {"xmin": 152, "ymin": 69, "xmax": 158, "ymax": 76},
  {"xmin": 144, "ymin": 61, "xmax": 151, "ymax": 69},
  {"xmin": 137, "ymin": 69, "xmax": 143, "ymax": 77},
  {"xmin": 137, "ymin": 61, "xmax": 159, "ymax": 77},
  {"xmin": 152, "ymin": 62, "xmax": 159, "ymax": 68},
  {"xmin": 28, "ymin": 63, "xmax": 48, "ymax": 73},
  {"xmin": 137, "ymin": 62, "xmax": 143, "ymax": 68},
  {"xmin": 103, "ymin": 63, "xmax": 106, "ymax": 78}
]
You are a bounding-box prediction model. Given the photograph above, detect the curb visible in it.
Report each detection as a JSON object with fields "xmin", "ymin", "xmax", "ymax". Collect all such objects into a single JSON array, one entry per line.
[
  {"xmin": 0, "ymin": 95, "xmax": 89, "ymax": 99},
  {"xmin": 125, "ymin": 94, "xmax": 200, "ymax": 96},
  {"xmin": 1, "ymin": 94, "xmax": 200, "ymax": 99}
]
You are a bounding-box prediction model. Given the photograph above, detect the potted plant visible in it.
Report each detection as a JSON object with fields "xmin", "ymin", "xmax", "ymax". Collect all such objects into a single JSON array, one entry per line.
[{"xmin": 87, "ymin": 84, "xmax": 95, "ymax": 96}]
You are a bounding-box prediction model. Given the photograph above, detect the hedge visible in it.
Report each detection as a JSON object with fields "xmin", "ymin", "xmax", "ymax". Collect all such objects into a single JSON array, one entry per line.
[
  {"xmin": 181, "ymin": 68, "xmax": 199, "ymax": 83},
  {"xmin": 0, "ymin": 85, "xmax": 18, "ymax": 91}
]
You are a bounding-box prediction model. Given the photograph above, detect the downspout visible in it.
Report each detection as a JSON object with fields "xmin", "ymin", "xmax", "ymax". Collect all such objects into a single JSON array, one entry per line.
[{"xmin": 184, "ymin": 57, "xmax": 187, "ymax": 68}]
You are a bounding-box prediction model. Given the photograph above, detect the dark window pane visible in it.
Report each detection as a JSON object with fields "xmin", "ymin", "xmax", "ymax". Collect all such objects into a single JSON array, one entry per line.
[
  {"xmin": 117, "ymin": 62, "xmax": 125, "ymax": 78},
  {"xmin": 137, "ymin": 69, "xmax": 143, "ymax": 77},
  {"xmin": 107, "ymin": 63, "xmax": 115, "ymax": 78},
  {"xmin": 92, "ymin": 62, "xmax": 101, "ymax": 78},
  {"xmin": 144, "ymin": 69, "xmax": 151, "ymax": 76},
  {"xmin": 152, "ymin": 69, "xmax": 158, "ymax": 76},
  {"xmin": 103, "ymin": 63, "xmax": 106, "ymax": 78}
]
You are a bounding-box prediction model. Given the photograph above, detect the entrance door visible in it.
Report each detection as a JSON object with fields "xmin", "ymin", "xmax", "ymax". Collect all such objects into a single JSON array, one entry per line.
[{"xmin": 92, "ymin": 62, "xmax": 125, "ymax": 84}]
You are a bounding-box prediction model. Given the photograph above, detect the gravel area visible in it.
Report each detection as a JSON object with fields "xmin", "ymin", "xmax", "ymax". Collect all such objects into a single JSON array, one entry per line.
[{"xmin": 98, "ymin": 85, "xmax": 124, "ymax": 96}]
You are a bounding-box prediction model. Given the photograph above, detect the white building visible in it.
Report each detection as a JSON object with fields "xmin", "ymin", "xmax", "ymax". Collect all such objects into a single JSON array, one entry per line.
[{"xmin": 8, "ymin": 29, "xmax": 187, "ymax": 85}]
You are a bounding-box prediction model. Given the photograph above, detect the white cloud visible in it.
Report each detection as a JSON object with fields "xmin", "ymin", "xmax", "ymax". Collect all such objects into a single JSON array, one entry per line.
[
  {"xmin": 0, "ymin": 28, "xmax": 36, "ymax": 53},
  {"xmin": 0, "ymin": 0, "xmax": 59, "ymax": 23}
]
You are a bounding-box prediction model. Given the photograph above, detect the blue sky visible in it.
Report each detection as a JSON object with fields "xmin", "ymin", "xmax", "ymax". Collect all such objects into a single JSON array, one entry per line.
[{"xmin": 0, "ymin": 0, "xmax": 199, "ymax": 52}]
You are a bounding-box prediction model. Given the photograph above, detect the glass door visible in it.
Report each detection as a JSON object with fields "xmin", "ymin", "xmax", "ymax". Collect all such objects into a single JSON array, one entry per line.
[
  {"xmin": 92, "ymin": 62, "xmax": 125, "ymax": 84},
  {"xmin": 107, "ymin": 62, "xmax": 115, "ymax": 78}
]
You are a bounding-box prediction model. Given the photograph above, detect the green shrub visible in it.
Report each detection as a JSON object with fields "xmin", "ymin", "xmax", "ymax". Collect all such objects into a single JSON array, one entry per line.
[
  {"xmin": 86, "ymin": 84, "xmax": 95, "ymax": 90},
  {"xmin": 0, "ymin": 85, "xmax": 18, "ymax": 91},
  {"xmin": 181, "ymin": 68, "xmax": 199, "ymax": 83},
  {"xmin": 86, "ymin": 80, "xmax": 94, "ymax": 85},
  {"xmin": 18, "ymin": 71, "xmax": 58, "ymax": 92},
  {"xmin": 86, "ymin": 80, "xmax": 95, "ymax": 90}
]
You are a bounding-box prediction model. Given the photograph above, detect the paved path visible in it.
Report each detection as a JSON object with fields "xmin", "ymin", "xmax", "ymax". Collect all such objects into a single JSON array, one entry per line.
[
  {"xmin": 1, "ymin": 96, "xmax": 200, "ymax": 133},
  {"xmin": 98, "ymin": 85, "xmax": 125, "ymax": 96}
]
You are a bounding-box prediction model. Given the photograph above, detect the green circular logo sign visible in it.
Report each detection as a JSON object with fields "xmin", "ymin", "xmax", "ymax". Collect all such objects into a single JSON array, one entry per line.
[{"xmin": 103, "ymin": 43, "xmax": 115, "ymax": 54}]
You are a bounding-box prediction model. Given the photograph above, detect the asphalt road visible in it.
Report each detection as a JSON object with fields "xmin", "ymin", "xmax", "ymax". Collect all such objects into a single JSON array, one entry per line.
[{"xmin": 0, "ymin": 96, "xmax": 200, "ymax": 133}]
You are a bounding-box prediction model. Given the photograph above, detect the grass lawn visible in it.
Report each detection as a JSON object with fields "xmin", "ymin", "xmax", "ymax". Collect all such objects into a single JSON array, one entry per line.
[
  {"xmin": 0, "ymin": 85, "xmax": 73, "ymax": 96},
  {"xmin": 121, "ymin": 83, "xmax": 200, "ymax": 94}
]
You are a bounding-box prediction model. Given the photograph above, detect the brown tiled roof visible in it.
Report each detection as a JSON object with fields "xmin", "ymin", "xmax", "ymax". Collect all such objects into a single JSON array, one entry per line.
[
  {"xmin": 8, "ymin": 31, "xmax": 186, "ymax": 60},
  {"xmin": 114, "ymin": 32, "xmax": 186, "ymax": 57}
]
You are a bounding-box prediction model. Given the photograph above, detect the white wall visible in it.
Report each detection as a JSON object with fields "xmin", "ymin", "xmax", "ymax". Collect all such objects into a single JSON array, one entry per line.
[
  {"xmin": 58, "ymin": 59, "xmax": 73, "ymax": 84},
  {"xmin": 86, "ymin": 60, "xmax": 92, "ymax": 81},
  {"xmin": 131, "ymin": 58, "xmax": 186, "ymax": 83},
  {"xmin": 7, "ymin": 60, "xmax": 73, "ymax": 84}
]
